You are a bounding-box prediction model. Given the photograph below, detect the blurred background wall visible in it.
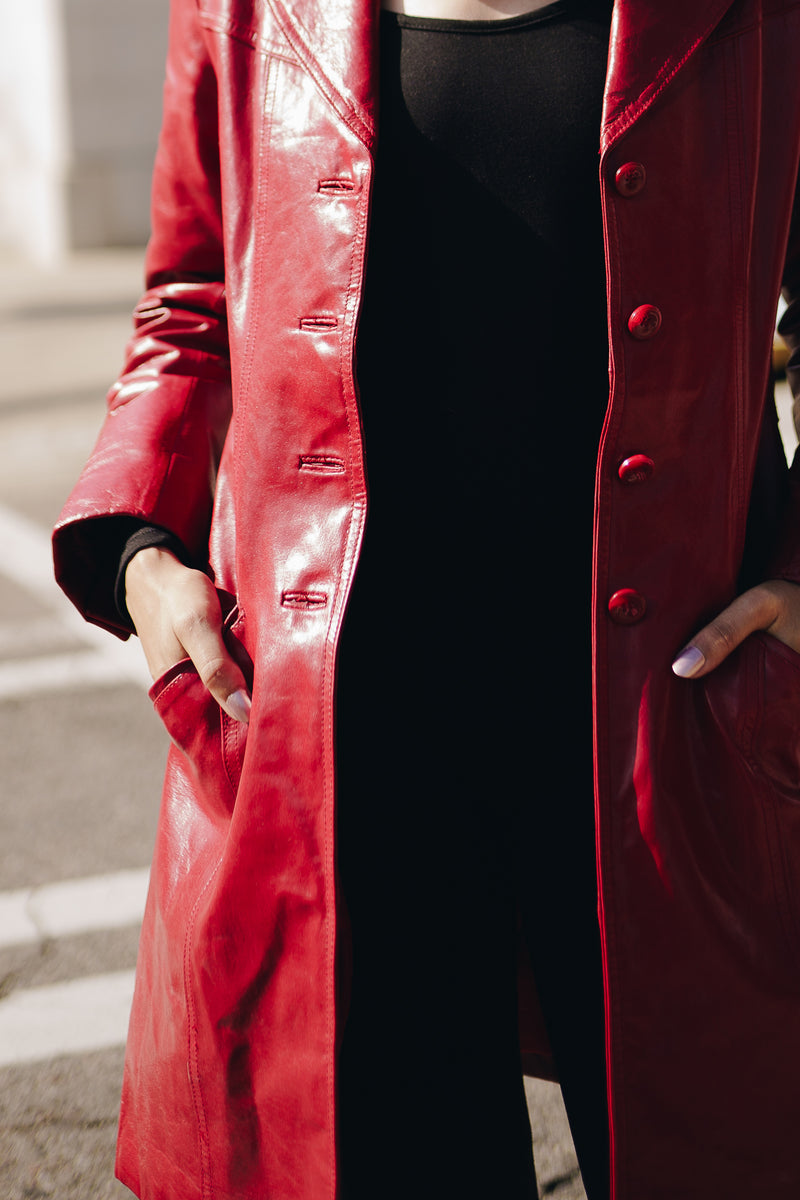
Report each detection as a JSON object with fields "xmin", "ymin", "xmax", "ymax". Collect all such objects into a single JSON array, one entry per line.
[{"xmin": 0, "ymin": 0, "xmax": 169, "ymax": 263}]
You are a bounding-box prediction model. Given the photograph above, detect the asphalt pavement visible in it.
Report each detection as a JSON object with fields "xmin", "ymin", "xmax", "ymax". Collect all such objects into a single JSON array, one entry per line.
[{"xmin": 0, "ymin": 249, "xmax": 592, "ymax": 1199}]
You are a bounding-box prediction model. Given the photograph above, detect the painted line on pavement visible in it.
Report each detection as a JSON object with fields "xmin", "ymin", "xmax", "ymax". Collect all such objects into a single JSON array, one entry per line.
[
  {"xmin": 0, "ymin": 503, "xmax": 150, "ymax": 688},
  {"xmin": 0, "ymin": 868, "xmax": 149, "ymax": 950},
  {"xmin": 0, "ymin": 971, "xmax": 135, "ymax": 1067},
  {"xmin": 0, "ymin": 649, "xmax": 147, "ymax": 700},
  {"xmin": 0, "ymin": 616, "xmax": 74, "ymax": 655}
]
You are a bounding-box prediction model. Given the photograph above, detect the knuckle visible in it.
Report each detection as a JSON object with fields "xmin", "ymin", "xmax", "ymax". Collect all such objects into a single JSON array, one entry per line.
[
  {"xmin": 199, "ymin": 657, "xmax": 230, "ymax": 693},
  {"xmin": 173, "ymin": 606, "xmax": 213, "ymax": 642},
  {"xmin": 708, "ymin": 618, "xmax": 739, "ymax": 652},
  {"xmin": 171, "ymin": 609, "xmax": 198, "ymax": 640}
]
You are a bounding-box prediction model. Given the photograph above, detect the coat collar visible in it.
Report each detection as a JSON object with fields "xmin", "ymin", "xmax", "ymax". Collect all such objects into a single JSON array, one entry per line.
[
  {"xmin": 602, "ymin": 0, "xmax": 736, "ymax": 150},
  {"xmin": 266, "ymin": 0, "xmax": 737, "ymax": 151}
]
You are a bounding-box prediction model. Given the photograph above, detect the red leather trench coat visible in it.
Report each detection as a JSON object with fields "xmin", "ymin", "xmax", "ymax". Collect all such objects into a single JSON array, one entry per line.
[{"xmin": 54, "ymin": 0, "xmax": 800, "ymax": 1196}]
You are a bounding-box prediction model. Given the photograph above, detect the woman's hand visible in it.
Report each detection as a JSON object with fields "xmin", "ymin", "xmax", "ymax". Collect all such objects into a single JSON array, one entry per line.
[
  {"xmin": 672, "ymin": 579, "xmax": 800, "ymax": 679},
  {"xmin": 125, "ymin": 546, "xmax": 251, "ymax": 723}
]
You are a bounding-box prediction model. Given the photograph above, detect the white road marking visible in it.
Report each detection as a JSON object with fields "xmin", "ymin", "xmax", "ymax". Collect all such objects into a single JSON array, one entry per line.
[
  {"xmin": 0, "ymin": 868, "xmax": 149, "ymax": 950},
  {"xmin": 0, "ymin": 650, "xmax": 147, "ymax": 700},
  {"xmin": 0, "ymin": 503, "xmax": 150, "ymax": 691},
  {"xmin": 0, "ymin": 616, "xmax": 75, "ymax": 655},
  {"xmin": 0, "ymin": 971, "xmax": 136, "ymax": 1066},
  {"xmin": 0, "ymin": 503, "xmax": 86, "ymax": 603}
]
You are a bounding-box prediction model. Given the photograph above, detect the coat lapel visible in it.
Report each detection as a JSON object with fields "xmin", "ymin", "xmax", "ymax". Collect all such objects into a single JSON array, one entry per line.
[
  {"xmin": 267, "ymin": 0, "xmax": 377, "ymax": 147},
  {"xmin": 602, "ymin": 0, "xmax": 737, "ymax": 149},
  {"xmin": 265, "ymin": 0, "xmax": 740, "ymax": 159}
]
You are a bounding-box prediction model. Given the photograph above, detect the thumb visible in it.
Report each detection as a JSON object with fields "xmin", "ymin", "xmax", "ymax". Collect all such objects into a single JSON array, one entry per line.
[
  {"xmin": 176, "ymin": 603, "xmax": 252, "ymax": 723},
  {"xmin": 193, "ymin": 641, "xmax": 251, "ymax": 723},
  {"xmin": 671, "ymin": 587, "xmax": 780, "ymax": 679}
]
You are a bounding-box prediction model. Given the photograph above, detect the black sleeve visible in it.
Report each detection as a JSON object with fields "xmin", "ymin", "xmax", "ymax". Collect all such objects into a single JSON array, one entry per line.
[{"xmin": 96, "ymin": 519, "xmax": 191, "ymax": 628}]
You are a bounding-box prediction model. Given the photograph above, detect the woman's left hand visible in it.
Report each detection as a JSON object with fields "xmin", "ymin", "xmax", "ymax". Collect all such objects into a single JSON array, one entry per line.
[{"xmin": 672, "ymin": 579, "xmax": 800, "ymax": 678}]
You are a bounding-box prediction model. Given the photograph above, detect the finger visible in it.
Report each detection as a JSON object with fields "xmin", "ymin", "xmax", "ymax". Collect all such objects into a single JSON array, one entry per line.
[
  {"xmin": 125, "ymin": 548, "xmax": 252, "ymax": 721},
  {"xmin": 126, "ymin": 590, "xmax": 187, "ymax": 681},
  {"xmin": 125, "ymin": 547, "xmax": 192, "ymax": 678},
  {"xmin": 138, "ymin": 628, "xmax": 187, "ymax": 682},
  {"xmin": 173, "ymin": 609, "xmax": 251, "ymax": 723},
  {"xmin": 671, "ymin": 588, "xmax": 780, "ymax": 679}
]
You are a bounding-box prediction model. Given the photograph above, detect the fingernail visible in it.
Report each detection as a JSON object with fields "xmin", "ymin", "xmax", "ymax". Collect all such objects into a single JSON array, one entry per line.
[
  {"xmin": 671, "ymin": 645, "xmax": 705, "ymax": 678},
  {"xmin": 225, "ymin": 688, "xmax": 251, "ymax": 723}
]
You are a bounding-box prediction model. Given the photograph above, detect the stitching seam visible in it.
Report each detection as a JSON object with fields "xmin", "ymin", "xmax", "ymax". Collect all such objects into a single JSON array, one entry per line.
[
  {"xmin": 183, "ymin": 860, "xmax": 222, "ymax": 1199},
  {"xmin": 265, "ymin": 0, "xmax": 373, "ymax": 147},
  {"xmin": 198, "ymin": 9, "xmax": 296, "ymax": 59}
]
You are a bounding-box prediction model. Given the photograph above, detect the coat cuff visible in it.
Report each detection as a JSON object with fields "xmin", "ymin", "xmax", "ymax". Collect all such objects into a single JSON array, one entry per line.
[{"xmin": 53, "ymin": 372, "xmax": 229, "ymax": 636}]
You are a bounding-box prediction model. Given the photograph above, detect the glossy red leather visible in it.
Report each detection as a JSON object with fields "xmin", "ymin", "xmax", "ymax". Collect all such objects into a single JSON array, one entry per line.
[
  {"xmin": 53, "ymin": 2, "xmax": 800, "ymax": 1197},
  {"xmin": 626, "ymin": 302, "xmax": 662, "ymax": 339},
  {"xmin": 607, "ymin": 587, "xmax": 647, "ymax": 624},
  {"xmin": 617, "ymin": 452, "xmax": 655, "ymax": 483}
]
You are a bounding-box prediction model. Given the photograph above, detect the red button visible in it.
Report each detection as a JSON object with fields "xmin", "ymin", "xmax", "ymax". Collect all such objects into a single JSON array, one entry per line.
[
  {"xmin": 615, "ymin": 162, "xmax": 646, "ymax": 196},
  {"xmin": 628, "ymin": 305, "xmax": 662, "ymax": 339},
  {"xmin": 608, "ymin": 589, "xmax": 647, "ymax": 625},
  {"xmin": 618, "ymin": 454, "xmax": 655, "ymax": 484}
]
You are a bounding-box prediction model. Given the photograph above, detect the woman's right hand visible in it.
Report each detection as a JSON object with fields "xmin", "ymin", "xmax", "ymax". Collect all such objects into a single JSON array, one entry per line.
[{"xmin": 125, "ymin": 546, "xmax": 251, "ymax": 723}]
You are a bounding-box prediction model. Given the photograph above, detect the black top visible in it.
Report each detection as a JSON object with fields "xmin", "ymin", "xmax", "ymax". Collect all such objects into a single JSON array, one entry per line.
[
  {"xmin": 354, "ymin": 1, "xmax": 611, "ymax": 582},
  {"xmin": 336, "ymin": 13, "xmax": 613, "ymax": 1198}
]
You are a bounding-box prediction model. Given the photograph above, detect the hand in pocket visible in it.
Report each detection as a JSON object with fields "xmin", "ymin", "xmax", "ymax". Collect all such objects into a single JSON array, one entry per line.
[
  {"xmin": 125, "ymin": 546, "xmax": 251, "ymax": 723},
  {"xmin": 673, "ymin": 579, "xmax": 800, "ymax": 680}
]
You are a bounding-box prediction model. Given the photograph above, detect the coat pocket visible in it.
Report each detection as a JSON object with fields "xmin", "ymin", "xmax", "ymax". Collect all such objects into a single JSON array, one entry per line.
[
  {"xmin": 149, "ymin": 601, "xmax": 251, "ymax": 813},
  {"xmin": 701, "ymin": 631, "xmax": 800, "ymax": 960},
  {"xmin": 749, "ymin": 633, "xmax": 800, "ymax": 789}
]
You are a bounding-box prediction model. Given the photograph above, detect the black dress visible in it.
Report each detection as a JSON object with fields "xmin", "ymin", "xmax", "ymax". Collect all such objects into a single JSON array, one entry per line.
[{"xmin": 336, "ymin": 4, "xmax": 613, "ymax": 1197}]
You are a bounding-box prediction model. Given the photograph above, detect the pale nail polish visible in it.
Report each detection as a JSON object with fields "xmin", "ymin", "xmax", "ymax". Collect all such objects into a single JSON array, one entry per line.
[
  {"xmin": 671, "ymin": 645, "xmax": 705, "ymax": 678},
  {"xmin": 226, "ymin": 688, "xmax": 252, "ymax": 723}
]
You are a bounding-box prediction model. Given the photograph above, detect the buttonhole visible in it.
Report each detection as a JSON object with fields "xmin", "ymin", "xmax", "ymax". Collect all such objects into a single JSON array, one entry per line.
[
  {"xmin": 281, "ymin": 590, "xmax": 329, "ymax": 610},
  {"xmin": 299, "ymin": 315, "xmax": 338, "ymax": 331},
  {"xmin": 299, "ymin": 454, "xmax": 346, "ymax": 474},
  {"xmin": 318, "ymin": 178, "xmax": 356, "ymax": 194}
]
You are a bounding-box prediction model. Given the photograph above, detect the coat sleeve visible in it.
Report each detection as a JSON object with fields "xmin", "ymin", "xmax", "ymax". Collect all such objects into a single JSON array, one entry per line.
[{"xmin": 53, "ymin": 0, "xmax": 231, "ymax": 638}]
